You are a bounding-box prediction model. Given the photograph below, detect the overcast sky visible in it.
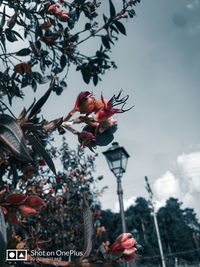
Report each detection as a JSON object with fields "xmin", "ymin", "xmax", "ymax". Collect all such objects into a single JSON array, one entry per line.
[{"xmin": 7, "ymin": 0, "xmax": 200, "ymax": 217}]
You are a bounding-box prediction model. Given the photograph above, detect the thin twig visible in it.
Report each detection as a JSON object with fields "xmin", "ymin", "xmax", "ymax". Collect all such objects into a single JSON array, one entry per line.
[{"xmin": 0, "ymin": 100, "xmax": 17, "ymax": 119}]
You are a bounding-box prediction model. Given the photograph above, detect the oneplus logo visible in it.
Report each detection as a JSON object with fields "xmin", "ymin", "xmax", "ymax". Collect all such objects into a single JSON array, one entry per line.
[{"xmin": 6, "ymin": 250, "xmax": 28, "ymax": 261}]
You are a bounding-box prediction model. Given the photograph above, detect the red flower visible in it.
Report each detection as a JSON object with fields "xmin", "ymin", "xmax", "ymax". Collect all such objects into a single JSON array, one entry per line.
[
  {"xmin": 55, "ymin": 10, "xmax": 70, "ymax": 21},
  {"xmin": 48, "ymin": 4, "xmax": 70, "ymax": 21},
  {"xmin": 94, "ymin": 93, "xmax": 122, "ymax": 122},
  {"xmin": 75, "ymin": 91, "xmax": 95, "ymax": 114},
  {"xmin": 24, "ymin": 196, "xmax": 46, "ymax": 211},
  {"xmin": 48, "ymin": 4, "xmax": 59, "ymax": 12},
  {"xmin": 78, "ymin": 131, "xmax": 96, "ymax": 152},
  {"xmin": 6, "ymin": 193, "xmax": 27, "ymax": 205},
  {"xmin": 110, "ymin": 233, "xmax": 138, "ymax": 262}
]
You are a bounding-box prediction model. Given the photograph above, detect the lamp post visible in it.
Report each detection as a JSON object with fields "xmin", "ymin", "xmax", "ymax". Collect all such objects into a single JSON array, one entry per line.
[{"xmin": 103, "ymin": 142, "xmax": 130, "ymax": 233}]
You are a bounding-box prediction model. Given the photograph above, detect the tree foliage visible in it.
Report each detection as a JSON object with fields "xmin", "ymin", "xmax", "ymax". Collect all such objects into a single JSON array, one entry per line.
[{"xmin": 0, "ymin": 0, "xmax": 140, "ymax": 104}]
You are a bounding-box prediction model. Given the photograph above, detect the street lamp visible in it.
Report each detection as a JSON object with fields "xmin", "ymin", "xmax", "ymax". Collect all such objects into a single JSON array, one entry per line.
[{"xmin": 103, "ymin": 142, "xmax": 129, "ymax": 233}]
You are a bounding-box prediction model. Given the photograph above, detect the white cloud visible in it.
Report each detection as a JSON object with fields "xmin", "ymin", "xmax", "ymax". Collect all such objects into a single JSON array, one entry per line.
[
  {"xmin": 154, "ymin": 171, "xmax": 181, "ymax": 200},
  {"xmin": 153, "ymin": 151, "xmax": 200, "ymax": 218},
  {"xmin": 114, "ymin": 196, "xmax": 137, "ymax": 213}
]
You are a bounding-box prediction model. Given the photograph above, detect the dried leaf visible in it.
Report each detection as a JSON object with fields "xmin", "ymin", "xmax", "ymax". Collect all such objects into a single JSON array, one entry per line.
[
  {"xmin": 43, "ymin": 117, "xmax": 63, "ymax": 132},
  {"xmin": 0, "ymin": 114, "xmax": 32, "ymax": 161},
  {"xmin": 7, "ymin": 11, "xmax": 18, "ymax": 29},
  {"xmin": 81, "ymin": 193, "xmax": 95, "ymax": 260},
  {"xmin": 27, "ymin": 134, "xmax": 56, "ymax": 175},
  {"xmin": 18, "ymin": 108, "xmax": 27, "ymax": 121}
]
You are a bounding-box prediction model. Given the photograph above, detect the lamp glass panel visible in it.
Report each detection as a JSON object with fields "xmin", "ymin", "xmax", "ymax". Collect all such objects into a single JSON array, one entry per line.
[
  {"xmin": 113, "ymin": 167, "xmax": 121, "ymax": 175},
  {"xmin": 121, "ymin": 154, "xmax": 128, "ymax": 171}
]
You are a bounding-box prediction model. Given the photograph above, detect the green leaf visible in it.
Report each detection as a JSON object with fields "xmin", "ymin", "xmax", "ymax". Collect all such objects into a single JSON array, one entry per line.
[
  {"xmin": 93, "ymin": 75, "xmax": 98, "ymax": 86},
  {"xmin": 16, "ymin": 48, "xmax": 31, "ymax": 56},
  {"xmin": 5, "ymin": 29, "xmax": 18, "ymax": 42},
  {"xmin": 101, "ymin": 35, "xmax": 111, "ymax": 49},
  {"xmin": 31, "ymin": 78, "xmax": 37, "ymax": 92},
  {"xmin": 0, "ymin": 208, "xmax": 7, "ymax": 267},
  {"xmin": 60, "ymin": 54, "xmax": 67, "ymax": 69},
  {"xmin": 103, "ymin": 14, "xmax": 108, "ymax": 24},
  {"xmin": 114, "ymin": 21, "xmax": 126, "ymax": 35},
  {"xmin": 27, "ymin": 134, "xmax": 56, "ymax": 175},
  {"xmin": 28, "ymin": 78, "xmax": 55, "ymax": 119},
  {"xmin": 81, "ymin": 69, "xmax": 91, "ymax": 84},
  {"xmin": 109, "ymin": 0, "xmax": 116, "ymax": 18},
  {"xmin": 0, "ymin": 114, "xmax": 32, "ymax": 162},
  {"xmin": 11, "ymin": 30, "xmax": 23, "ymax": 40},
  {"xmin": 0, "ymin": 6, "xmax": 6, "ymax": 29}
]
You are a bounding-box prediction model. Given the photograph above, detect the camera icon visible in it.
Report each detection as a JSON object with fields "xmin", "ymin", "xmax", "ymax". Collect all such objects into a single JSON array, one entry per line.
[{"xmin": 6, "ymin": 250, "xmax": 27, "ymax": 261}]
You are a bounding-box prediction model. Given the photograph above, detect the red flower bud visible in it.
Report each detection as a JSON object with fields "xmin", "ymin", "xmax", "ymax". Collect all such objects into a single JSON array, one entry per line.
[
  {"xmin": 24, "ymin": 196, "xmax": 46, "ymax": 211},
  {"xmin": 123, "ymin": 247, "xmax": 137, "ymax": 255},
  {"xmin": 110, "ymin": 243, "xmax": 124, "ymax": 255},
  {"xmin": 75, "ymin": 91, "xmax": 95, "ymax": 114},
  {"xmin": 115, "ymin": 233, "xmax": 132, "ymax": 244},
  {"xmin": 48, "ymin": 4, "xmax": 59, "ymax": 12},
  {"xmin": 19, "ymin": 205, "xmax": 37, "ymax": 217},
  {"xmin": 120, "ymin": 237, "xmax": 137, "ymax": 249},
  {"xmin": 78, "ymin": 131, "xmax": 96, "ymax": 152},
  {"xmin": 6, "ymin": 193, "xmax": 27, "ymax": 205}
]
